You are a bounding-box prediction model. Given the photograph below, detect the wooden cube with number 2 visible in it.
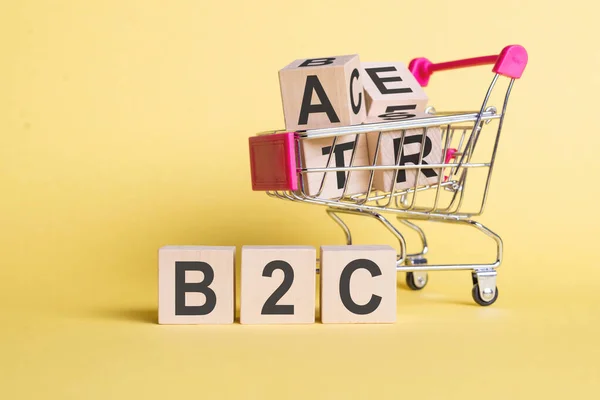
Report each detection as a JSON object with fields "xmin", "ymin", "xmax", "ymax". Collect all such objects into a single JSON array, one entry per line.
[{"xmin": 241, "ymin": 246, "xmax": 317, "ymax": 324}]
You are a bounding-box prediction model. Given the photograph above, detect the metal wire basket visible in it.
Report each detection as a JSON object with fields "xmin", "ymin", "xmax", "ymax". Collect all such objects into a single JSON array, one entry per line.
[{"xmin": 249, "ymin": 45, "xmax": 528, "ymax": 305}]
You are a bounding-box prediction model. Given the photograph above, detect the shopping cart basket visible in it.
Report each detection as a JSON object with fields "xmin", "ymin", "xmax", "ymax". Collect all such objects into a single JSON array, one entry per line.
[{"xmin": 248, "ymin": 45, "xmax": 528, "ymax": 306}]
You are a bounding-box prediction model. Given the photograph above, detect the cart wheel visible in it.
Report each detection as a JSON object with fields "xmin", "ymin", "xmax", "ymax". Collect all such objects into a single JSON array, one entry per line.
[
  {"xmin": 406, "ymin": 272, "xmax": 428, "ymax": 290},
  {"xmin": 471, "ymin": 284, "xmax": 498, "ymax": 306}
]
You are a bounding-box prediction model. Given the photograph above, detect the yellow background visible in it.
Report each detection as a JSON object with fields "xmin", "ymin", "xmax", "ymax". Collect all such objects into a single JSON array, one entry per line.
[{"xmin": 1, "ymin": 0, "xmax": 599, "ymax": 398}]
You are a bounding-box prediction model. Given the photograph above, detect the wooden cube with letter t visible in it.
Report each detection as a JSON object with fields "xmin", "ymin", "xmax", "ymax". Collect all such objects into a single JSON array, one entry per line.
[
  {"xmin": 361, "ymin": 62, "xmax": 429, "ymax": 123},
  {"xmin": 300, "ymin": 133, "xmax": 371, "ymax": 199},
  {"xmin": 279, "ymin": 55, "xmax": 367, "ymax": 131},
  {"xmin": 320, "ymin": 245, "xmax": 397, "ymax": 324},
  {"xmin": 240, "ymin": 246, "xmax": 316, "ymax": 324},
  {"xmin": 158, "ymin": 246, "xmax": 235, "ymax": 324},
  {"xmin": 366, "ymin": 127, "xmax": 443, "ymax": 192}
]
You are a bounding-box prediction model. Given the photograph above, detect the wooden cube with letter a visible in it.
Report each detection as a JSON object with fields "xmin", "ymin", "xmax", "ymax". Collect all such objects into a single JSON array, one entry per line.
[
  {"xmin": 240, "ymin": 246, "xmax": 316, "ymax": 324},
  {"xmin": 361, "ymin": 62, "xmax": 429, "ymax": 123},
  {"xmin": 279, "ymin": 55, "xmax": 367, "ymax": 131},
  {"xmin": 320, "ymin": 245, "xmax": 397, "ymax": 324},
  {"xmin": 158, "ymin": 246, "xmax": 235, "ymax": 324},
  {"xmin": 366, "ymin": 126, "xmax": 443, "ymax": 192},
  {"xmin": 300, "ymin": 133, "xmax": 371, "ymax": 199}
]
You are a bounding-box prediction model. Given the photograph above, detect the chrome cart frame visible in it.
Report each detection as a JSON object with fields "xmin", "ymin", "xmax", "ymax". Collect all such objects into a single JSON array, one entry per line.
[{"xmin": 249, "ymin": 45, "xmax": 528, "ymax": 305}]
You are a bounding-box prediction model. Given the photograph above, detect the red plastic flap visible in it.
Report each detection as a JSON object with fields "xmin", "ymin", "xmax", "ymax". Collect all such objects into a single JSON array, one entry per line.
[{"xmin": 249, "ymin": 132, "xmax": 298, "ymax": 191}]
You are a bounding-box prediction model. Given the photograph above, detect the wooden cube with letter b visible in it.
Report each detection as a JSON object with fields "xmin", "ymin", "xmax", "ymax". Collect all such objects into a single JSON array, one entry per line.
[
  {"xmin": 240, "ymin": 246, "xmax": 316, "ymax": 324},
  {"xmin": 158, "ymin": 246, "xmax": 235, "ymax": 324},
  {"xmin": 279, "ymin": 55, "xmax": 367, "ymax": 131},
  {"xmin": 361, "ymin": 61, "xmax": 429, "ymax": 123},
  {"xmin": 320, "ymin": 245, "xmax": 397, "ymax": 324},
  {"xmin": 366, "ymin": 126, "xmax": 444, "ymax": 192}
]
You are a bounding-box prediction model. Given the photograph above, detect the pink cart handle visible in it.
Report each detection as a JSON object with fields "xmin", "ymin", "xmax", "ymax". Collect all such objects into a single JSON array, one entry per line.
[{"xmin": 409, "ymin": 45, "xmax": 528, "ymax": 87}]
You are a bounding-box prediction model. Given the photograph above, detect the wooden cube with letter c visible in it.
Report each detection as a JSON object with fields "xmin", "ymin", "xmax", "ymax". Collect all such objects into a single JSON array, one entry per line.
[
  {"xmin": 158, "ymin": 246, "xmax": 235, "ymax": 324},
  {"xmin": 279, "ymin": 54, "xmax": 367, "ymax": 131},
  {"xmin": 360, "ymin": 62, "xmax": 429, "ymax": 123},
  {"xmin": 240, "ymin": 246, "xmax": 317, "ymax": 324},
  {"xmin": 320, "ymin": 245, "xmax": 397, "ymax": 324}
]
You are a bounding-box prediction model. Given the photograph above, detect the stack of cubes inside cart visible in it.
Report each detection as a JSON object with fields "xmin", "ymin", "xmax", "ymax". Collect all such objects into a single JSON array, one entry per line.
[{"xmin": 278, "ymin": 54, "xmax": 444, "ymax": 200}]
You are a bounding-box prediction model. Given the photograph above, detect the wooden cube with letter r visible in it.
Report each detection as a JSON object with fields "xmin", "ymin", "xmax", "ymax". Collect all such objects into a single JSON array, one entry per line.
[
  {"xmin": 361, "ymin": 62, "xmax": 429, "ymax": 123},
  {"xmin": 366, "ymin": 126, "xmax": 444, "ymax": 192},
  {"xmin": 279, "ymin": 54, "xmax": 367, "ymax": 131}
]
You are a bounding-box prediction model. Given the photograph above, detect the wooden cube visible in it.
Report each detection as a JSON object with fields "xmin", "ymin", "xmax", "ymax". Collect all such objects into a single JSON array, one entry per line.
[
  {"xmin": 320, "ymin": 245, "xmax": 397, "ymax": 324},
  {"xmin": 366, "ymin": 126, "xmax": 444, "ymax": 192},
  {"xmin": 279, "ymin": 55, "xmax": 367, "ymax": 131},
  {"xmin": 361, "ymin": 62, "xmax": 428, "ymax": 123},
  {"xmin": 158, "ymin": 246, "xmax": 235, "ymax": 325},
  {"xmin": 300, "ymin": 133, "xmax": 371, "ymax": 199},
  {"xmin": 240, "ymin": 246, "xmax": 316, "ymax": 324}
]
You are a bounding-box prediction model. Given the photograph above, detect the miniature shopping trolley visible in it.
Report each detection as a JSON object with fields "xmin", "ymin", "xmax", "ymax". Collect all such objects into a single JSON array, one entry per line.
[{"xmin": 248, "ymin": 45, "xmax": 528, "ymax": 306}]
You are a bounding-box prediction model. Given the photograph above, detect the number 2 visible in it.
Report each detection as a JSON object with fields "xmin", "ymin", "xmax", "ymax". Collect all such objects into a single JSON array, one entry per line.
[{"xmin": 261, "ymin": 260, "xmax": 295, "ymax": 315}]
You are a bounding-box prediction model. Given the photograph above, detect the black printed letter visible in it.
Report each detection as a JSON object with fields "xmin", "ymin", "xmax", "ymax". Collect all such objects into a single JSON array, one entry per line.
[
  {"xmin": 175, "ymin": 261, "xmax": 217, "ymax": 316},
  {"xmin": 299, "ymin": 58, "xmax": 335, "ymax": 67},
  {"xmin": 321, "ymin": 141, "xmax": 355, "ymax": 189},
  {"xmin": 365, "ymin": 66, "xmax": 413, "ymax": 95},
  {"xmin": 339, "ymin": 259, "xmax": 382, "ymax": 315},
  {"xmin": 392, "ymin": 134, "xmax": 437, "ymax": 183},
  {"xmin": 377, "ymin": 104, "xmax": 417, "ymax": 121},
  {"xmin": 350, "ymin": 68, "xmax": 362, "ymax": 114},
  {"xmin": 298, "ymin": 75, "xmax": 340, "ymax": 126}
]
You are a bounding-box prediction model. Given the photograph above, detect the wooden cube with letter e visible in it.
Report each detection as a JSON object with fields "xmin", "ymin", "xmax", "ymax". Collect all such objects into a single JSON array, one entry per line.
[
  {"xmin": 158, "ymin": 246, "xmax": 235, "ymax": 324},
  {"xmin": 366, "ymin": 126, "xmax": 444, "ymax": 192},
  {"xmin": 320, "ymin": 245, "xmax": 397, "ymax": 324},
  {"xmin": 361, "ymin": 61, "xmax": 429, "ymax": 123},
  {"xmin": 279, "ymin": 54, "xmax": 367, "ymax": 131},
  {"xmin": 240, "ymin": 246, "xmax": 316, "ymax": 324}
]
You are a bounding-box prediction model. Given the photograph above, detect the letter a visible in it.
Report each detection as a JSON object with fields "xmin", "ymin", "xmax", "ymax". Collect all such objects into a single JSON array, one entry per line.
[{"xmin": 298, "ymin": 75, "xmax": 340, "ymax": 126}]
